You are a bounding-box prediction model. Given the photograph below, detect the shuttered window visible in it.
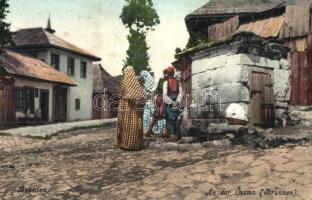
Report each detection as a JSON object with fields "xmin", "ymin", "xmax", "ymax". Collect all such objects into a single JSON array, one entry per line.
[
  {"xmin": 24, "ymin": 87, "xmax": 35, "ymax": 113},
  {"xmin": 14, "ymin": 87, "xmax": 24, "ymax": 112},
  {"xmin": 80, "ymin": 61, "xmax": 87, "ymax": 78},
  {"xmin": 75, "ymin": 98, "xmax": 80, "ymax": 110},
  {"xmin": 14, "ymin": 87, "xmax": 35, "ymax": 113},
  {"xmin": 51, "ymin": 54, "xmax": 60, "ymax": 71},
  {"xmin": 67, "ymin": 58, "xmax": 75, "ymax": 76}
]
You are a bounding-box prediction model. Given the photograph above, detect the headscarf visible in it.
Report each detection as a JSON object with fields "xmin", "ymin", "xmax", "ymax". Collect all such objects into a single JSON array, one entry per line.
[
  {"xmin": 174, "ymin": 71, "xmax": 181, "ymax": 81},
  {"xmin": 121, "ymin": 66, "xmax": 146, "ymax": 102},
  {"xmin": 140, "ymin": 70, "xmax": 155, "ymax": 92}
]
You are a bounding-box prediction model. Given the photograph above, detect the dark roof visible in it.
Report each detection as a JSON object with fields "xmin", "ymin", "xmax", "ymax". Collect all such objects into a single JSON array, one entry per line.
[
  {"xmin": 187, "ymin": 0, "xmax": 286, "ymax": 18},
  {"xmin": 0, "ymin": 50, "xmax": 76, "ymax": 86},
  {"xmin": 10, "ymin": 28, "xmax": 101, "ymax": 61},
  {"xmin": 93, "ymin": 64, "xmax": 120, "ymax": 94}
]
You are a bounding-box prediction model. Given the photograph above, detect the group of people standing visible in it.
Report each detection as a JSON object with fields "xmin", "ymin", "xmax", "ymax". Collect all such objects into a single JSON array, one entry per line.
[{"xmin": 116, "ymin": 66, "xmax": 183, "ymax": 151}]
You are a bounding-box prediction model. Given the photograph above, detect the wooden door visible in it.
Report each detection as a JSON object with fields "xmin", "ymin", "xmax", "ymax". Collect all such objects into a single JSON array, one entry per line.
[
  {"xmin": 40, "ymin": 89, "xmax": 49, "ymax": 122},
  {"xmin": 53, "ymin": 86, "xmax": 67, "ymax": 122},
  {"xmin": 290, "ymin": 52, "xmax": 308, "ymax": 105},
  {"xmin": 250, "ymin": 72, "xmax": 275, "ymax": 126},
  {"xmin": 92, "ymin": 93, "xmax": 102, "ymax": 119},
  {"xmin": 0, "ymin": 77, "xmax": 15, "ymax": 128},
  {"xmin": 291, "ymin": 50, "xmax": 312, "ymax": 105}
]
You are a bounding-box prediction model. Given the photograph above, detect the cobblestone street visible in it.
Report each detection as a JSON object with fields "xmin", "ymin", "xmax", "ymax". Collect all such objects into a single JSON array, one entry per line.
[{"xmin": 1, "ymin": 124, "xmax": 312, "ymax": 200}]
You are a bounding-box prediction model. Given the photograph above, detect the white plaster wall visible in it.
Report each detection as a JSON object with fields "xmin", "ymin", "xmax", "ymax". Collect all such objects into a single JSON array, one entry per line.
[
  {"xmin": 36, "ymin": 51, "xmax": 49, "ymax": 63},
  {"xmin": 42, "ymin": 49, "xmax": 94, "ymax": 121},
  {"xmin": 14, "ymin": 78, "xmax": 54, "ymax": 122}
]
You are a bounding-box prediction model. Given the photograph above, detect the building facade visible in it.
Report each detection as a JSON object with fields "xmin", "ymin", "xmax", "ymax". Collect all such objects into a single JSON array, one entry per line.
[
  {"xmin": 32, "ymin": 48, "xmax": 95, "ymax": 121},
  {"xmin": 174, "ymin": 0, "xmax": 312, "ymax": 127},
  {"xmin": 0, "ymin": 50, "xmax": 75, "ymax": 128},
  {"xmin": 184, "ymin": 0, "xmax": 312, "ymax": 107},
  {"xmin": 183, "ymin": 33, "xmax": 289, "ymax": 126},
  {"xmin": 92, "ymin": 64, "xmax": 120, "ymax": 119},
  {"xmin": 9, "ymin": 24, "xmax": 101, "ymax": 121}
]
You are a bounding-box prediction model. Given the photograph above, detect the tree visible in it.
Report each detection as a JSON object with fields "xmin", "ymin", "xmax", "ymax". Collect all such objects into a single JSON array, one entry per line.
[
  {"xmin": 124, "ymin": 30, "xmax": 149, "ymax": 73},
  {"xmin": 0, "ymin": 0, "xmax": 10, "ymax": 47},
  {"xmin": 120, "ymin": 0, "xmax": 160, "ymax": 75}
]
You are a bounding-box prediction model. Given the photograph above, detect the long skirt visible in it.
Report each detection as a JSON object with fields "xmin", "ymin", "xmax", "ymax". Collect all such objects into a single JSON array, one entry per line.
[
  {"xmin": 116, "ymin": 99, "xmax": 144, "ymax": 150},
  {"xmin": 143, "ymin": 98, "xmax": 165, "ymax": 134}
]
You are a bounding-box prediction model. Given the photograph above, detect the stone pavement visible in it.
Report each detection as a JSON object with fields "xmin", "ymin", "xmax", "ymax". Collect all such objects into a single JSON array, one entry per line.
[
  {"xmin": 0, "ymin": 125, "xmax": 312, "ymax": 200},
  {"xmin": 0, "ymin": 118, "xmax": 116, "ymax": 138}
]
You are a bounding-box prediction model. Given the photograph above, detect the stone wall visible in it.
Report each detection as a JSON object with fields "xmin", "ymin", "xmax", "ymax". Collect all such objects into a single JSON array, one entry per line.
[
  {"xmin": 189, "ymin": 34, "xmax": 290, "ymax": 124},
  {"xmin": 273, "ymin": 58, "xmax": 291, "ymax": 123}
]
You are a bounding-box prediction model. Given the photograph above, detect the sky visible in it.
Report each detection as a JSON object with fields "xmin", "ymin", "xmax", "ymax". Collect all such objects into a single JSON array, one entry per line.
[{"xmin": 7, "ymin": 0, "xmax": 208, "ymax": 80}]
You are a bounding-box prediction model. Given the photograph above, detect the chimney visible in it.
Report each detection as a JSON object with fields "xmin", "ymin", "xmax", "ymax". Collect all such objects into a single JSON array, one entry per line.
[{"xmin": 45, "ymin": 14, "xmax": 56, "ymax": 34}]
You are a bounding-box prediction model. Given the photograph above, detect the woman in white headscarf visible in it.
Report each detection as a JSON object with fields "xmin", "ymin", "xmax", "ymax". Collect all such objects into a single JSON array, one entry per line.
[{"xmin": 140, "ymin": 70, "xmax": 165, "ymax": 136}]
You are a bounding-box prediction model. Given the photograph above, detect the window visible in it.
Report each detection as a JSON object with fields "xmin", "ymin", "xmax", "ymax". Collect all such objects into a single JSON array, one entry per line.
[
  {"xmin": 51, "ymin": 54, "xmax": 60, "ymax": 70},
  {"xmin": 14, "ymin": 87, "xmax": 34, "ymax": 113},
  {"xmin": 75, "ymin": 98, "xmax": 80, "ymax": 110},
  {"xmin": 80, "ymin": 61, "xmax": 87, "ymax": 78},
  {"xmin": 14, "ymin": 87, "xmax": 25, "ymax": 112},
  {"xmin": 24, "ymin": 87, "xmax": 35, "ymax": 113},
  {"xmin": 67, "ymin": 58, "xmax": 75, "ymax": 76},
  {"xmin": 28, "ymin": 52, "xmax": 38, "ymax": 58}
]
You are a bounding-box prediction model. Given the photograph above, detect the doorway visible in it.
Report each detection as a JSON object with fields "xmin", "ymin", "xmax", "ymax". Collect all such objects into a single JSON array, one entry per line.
[
  {"xmin": 53, "ymin": 86, "xmax": 67, "ymax": 122},
  {"xmin": 40, "ymin": 89, "xmax": 49, "ymax": 122},
  {"xmin": 250, "ymin": 71, "xmax": 275, "ymax": 127},
  {"xmin": 0, "ymin": 77, "xmax": 15, "ymax": 128}
]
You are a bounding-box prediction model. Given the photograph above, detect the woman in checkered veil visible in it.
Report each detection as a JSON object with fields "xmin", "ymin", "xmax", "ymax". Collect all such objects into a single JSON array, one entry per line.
[{"xmin": 116, "ymin": 66, "xmax": 146, "ymax": 151}]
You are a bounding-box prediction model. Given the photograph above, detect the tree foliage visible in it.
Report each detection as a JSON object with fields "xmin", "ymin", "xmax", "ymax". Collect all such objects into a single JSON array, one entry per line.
[
  {"xmin": 120, "ymin": 0, "xmax": 160, "ymax": 34},
  {"xmin": 0, "ymin": 0, "xmax": 10, "ymax": 47},
  {"xmin": 120, "ymin": 0, "xmax": 159, "ymax": 75},
  {"xmin": 124, "ymin": 30, "xmax": 150, "ymax": 74}
]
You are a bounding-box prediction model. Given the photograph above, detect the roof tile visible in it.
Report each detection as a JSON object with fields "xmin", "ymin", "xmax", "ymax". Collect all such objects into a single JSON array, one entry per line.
[
  {"xmin": 11, "ymin": 28, "xmax": 101, "ymax": 61},
  {"xmin": 0, "ymin": 50, "xmax": 76, "ymax": 86},
  {"xmin": 93, "ymin": 64, "xmax": 120, "ymax": 94},
  {"xmin": 188, "ymin": 0, "xmax": 285, "ymax": 16}
]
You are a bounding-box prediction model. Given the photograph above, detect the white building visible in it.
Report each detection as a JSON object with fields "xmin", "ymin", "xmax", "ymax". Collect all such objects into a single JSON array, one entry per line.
[
  {"xmin": 0, "ymin": 50, "xmax": 76, "ymax": 127},
  {"xmin": 9, "ymin": 21, "xmax": 101, "ymax": 121}
]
